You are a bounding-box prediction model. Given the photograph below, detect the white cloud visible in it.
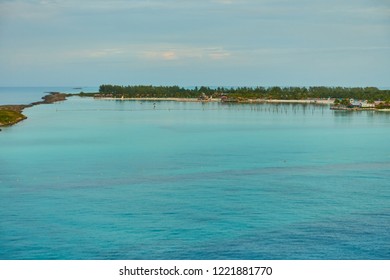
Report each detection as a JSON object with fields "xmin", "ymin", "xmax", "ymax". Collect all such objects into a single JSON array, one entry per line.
[
  {"xmin": 142, "ymin": 50, "xmax": 179, "ymax": 60},
  {"xmin": 139, "ymin": 45, "xmax": 232, "ymax": 61},
  {"xmin": 3, "ymin": 43, "xmax": 232, "ymax": 63},
  {"xmin": 80, "ymin": 48, "xmax": 124, "ymax": 58}
]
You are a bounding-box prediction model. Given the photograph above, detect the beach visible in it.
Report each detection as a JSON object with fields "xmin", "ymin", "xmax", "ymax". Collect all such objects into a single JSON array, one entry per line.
[{"xmin": 93, "ymin": 96, "xmax": 334, "ymax": 105}]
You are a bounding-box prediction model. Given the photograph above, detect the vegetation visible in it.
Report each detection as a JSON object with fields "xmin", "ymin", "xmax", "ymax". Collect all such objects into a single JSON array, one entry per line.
[
  {"xmin": 0, "ymin": 93, "xmax": 66, "ymax": 127},
  {"xmin": 331, "ymin": 98, "xmax": 390, "ymax": 110},
  {"xmin": 376, "ymin": 101, "xmax": 390, "ymax": 109},
  {"xmin": 0, "ymin": 110, "xmax": 27, "ymax": 126},
  {"xmin": 78, "ymin": 85, "xmax": 390, "ymax": 102},
  {"xmin": 334, "ymin": 98, "xmax": 354, "ymax": 107}
]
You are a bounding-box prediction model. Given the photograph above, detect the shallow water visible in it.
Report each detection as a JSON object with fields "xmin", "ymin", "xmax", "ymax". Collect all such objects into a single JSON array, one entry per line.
[{"xmin": 1, "ymin": 95, "xmax": 389, "ymax": 259}]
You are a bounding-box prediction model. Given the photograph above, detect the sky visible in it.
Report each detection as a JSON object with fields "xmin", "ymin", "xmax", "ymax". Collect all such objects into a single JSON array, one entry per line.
[{"xmin": 0, "ymin": 0, "xmax": 389, "ymax": 87}]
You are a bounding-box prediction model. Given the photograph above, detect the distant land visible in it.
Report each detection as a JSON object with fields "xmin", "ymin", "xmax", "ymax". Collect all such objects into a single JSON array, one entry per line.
[
  {"xmin": 79, "ymin": 84, "xmax": 390, "ymax": 102},
  {"xmin": 0, "ymin": 92, "xmax": 68, "ymax": 127},
  {"xmin": 79, "ymin": 84, "xmax": 390, "ymax": 109},
  {"xmin": 2, "ymin": 85, "xmax": 390, "ymax": 128}
]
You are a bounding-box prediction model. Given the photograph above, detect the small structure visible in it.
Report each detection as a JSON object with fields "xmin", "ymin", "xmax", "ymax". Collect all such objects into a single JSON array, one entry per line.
[
  {"xmin": 198, "ymin": 92, "xmax": 210, "ymax": 101},
  {"xmin": 361, "ymin": 101, "xmax": 376, "ymax": 108},
  {"xmin": 350, "ymin": 100, "xmax": 362, "ymax": 108}
]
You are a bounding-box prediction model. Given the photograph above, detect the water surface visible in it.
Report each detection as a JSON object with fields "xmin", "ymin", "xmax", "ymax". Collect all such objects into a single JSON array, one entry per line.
[{"xmin": 1, "ymin": 96, "xmax": 389, "ymax": 259}]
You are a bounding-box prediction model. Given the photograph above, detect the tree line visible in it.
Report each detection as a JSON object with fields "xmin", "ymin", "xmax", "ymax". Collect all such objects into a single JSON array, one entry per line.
[{"xmin": 78, "ymin": 85, "xmax": 390, "ymax": 101}]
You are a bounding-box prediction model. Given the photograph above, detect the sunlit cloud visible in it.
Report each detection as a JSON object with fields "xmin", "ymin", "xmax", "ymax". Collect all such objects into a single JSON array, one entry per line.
[
  {"xmin": 139, "ymin": 46, "xmax": 231, "ymax": 61},
  {"xmin": 30, "ymin": 44, "xmax": 233, "ymax": 62},
  {"xmin": 142, "ymin": 50, "xmax": 178, "ymax": 60}
]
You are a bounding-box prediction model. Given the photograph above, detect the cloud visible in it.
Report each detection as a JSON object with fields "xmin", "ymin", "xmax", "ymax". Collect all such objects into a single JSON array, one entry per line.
[
  {"xmin": 10, "ymin": 43, "xmax": 231, "ymax": 63},
  {"xmin": 139, "ymin": 45, "xmax": 231, "ymax": 61},
  {"xmin": 142, "ymin": 50, "xmax": 178, "ymax": 60},
  {"xmin": 76, "ymin": 48, "xmax": 124, "ymax": 59},
  {"xmin": 0, "ymin": 0, "xmax": 389, "ymax": 86}
]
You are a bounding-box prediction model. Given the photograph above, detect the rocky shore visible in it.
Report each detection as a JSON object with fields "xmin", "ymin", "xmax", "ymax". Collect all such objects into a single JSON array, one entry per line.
[{"xmin": 0, "ymin": 92, "xmax": 68, "ymax": 127}]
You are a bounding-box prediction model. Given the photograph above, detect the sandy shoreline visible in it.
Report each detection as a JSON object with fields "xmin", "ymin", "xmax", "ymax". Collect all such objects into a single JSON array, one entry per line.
[
  {"xmin": 248, "ymin": 99, "xmax": 333, "ymax": 104},
  {"xmin": 93, "ymin": 97, "xmax": 334, "ymax": 105},
  {"xmin": 94, "ymin": 97, "xmax": 219, "ymax": 102}
]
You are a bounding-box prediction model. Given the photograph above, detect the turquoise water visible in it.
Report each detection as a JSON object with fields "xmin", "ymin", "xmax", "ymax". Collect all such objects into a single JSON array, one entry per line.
[{"xmin": 1, "ymin": 94, "xmax": 390, "ymax": 259}]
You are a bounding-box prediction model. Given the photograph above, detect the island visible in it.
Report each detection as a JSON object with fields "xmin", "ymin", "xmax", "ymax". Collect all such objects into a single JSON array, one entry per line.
[
  {"xmin": 2, "ymin": 85, "xmax": 390, "ymax": 128},
  {"xmin": 0, "ymin": 92, "xmax": 68, "ymax": 127},
  {"xmin": 80, "ymin": 85, "xmax": 390, "ymax": 109},
  {"xmin": 0, "ymin": 109, "xmax": 27, "ymax": 127}
]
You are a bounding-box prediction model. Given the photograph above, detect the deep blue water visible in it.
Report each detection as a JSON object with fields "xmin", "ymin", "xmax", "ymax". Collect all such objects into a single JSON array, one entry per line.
[{"xmin": 0, "ymin": 89, "xmax": 389, "ymax": 260}]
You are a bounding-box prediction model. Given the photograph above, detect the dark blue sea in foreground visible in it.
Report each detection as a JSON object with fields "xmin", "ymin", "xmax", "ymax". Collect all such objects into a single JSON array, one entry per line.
[{"xmin": 1, "ymin": 89, "xmax": 389, "ymax": 259}]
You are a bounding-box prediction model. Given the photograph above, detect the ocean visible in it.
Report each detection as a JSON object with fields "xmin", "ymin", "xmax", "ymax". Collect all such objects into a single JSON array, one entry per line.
[{"xmin": 0, "ymin": 87, "xmax": 389, "ymax": 259}]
